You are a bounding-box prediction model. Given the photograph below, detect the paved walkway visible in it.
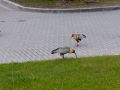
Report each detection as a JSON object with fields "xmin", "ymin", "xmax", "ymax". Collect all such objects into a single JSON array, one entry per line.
[{"xmin": 0, "ymin": 1, "xmax": 120, "ymax": 63}]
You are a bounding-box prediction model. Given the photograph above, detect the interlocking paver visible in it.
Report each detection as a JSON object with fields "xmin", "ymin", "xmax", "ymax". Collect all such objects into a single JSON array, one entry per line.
[{"xmin": 0, "ymin": 1, "xmax": 120, "ymax": 63}]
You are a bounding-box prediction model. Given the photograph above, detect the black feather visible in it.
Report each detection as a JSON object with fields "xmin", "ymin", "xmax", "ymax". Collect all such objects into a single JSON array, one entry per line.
[{"xmin": 51, "ymin": 48, "xmax": 59, "ymax": 54}]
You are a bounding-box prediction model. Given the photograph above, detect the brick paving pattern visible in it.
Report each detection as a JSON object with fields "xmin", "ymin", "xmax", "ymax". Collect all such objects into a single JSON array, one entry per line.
[{"xmin": 0, "ymin": 1, "xmax": 120, "ymax": 63}]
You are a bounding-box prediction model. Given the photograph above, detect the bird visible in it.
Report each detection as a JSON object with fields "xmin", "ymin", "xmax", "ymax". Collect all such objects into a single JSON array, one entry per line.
[
  {"xmin": 71, "ymin": 34, "xmax": 86, "ymax": 47},
  {"xmin": 51, "ymin": 46, "xmax": 77, "ymax": 59}
]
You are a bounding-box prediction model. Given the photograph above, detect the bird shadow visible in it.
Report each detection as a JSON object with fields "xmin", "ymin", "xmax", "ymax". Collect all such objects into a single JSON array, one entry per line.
[{"xmin": 73, "ymin": 43, "xmax": 88, "ymax": 49}]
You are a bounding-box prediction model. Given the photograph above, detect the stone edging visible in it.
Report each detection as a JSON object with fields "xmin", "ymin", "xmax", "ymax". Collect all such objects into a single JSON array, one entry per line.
[{"xmin": 2, "ymin": 0, "xmax": 120, "ymax": 13}]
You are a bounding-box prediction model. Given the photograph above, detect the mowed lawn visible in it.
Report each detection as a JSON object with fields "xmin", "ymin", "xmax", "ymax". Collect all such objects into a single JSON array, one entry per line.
[{"xmin": 0, "ymin": 55, "xmax": 120, "ymax": 90}]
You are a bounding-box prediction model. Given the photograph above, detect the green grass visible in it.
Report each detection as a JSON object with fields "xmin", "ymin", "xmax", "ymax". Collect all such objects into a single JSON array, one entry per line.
[
  {"xmin": 0, "ymin": 55, "xmax": 120, "ymax": 90},
  {"xmin": 10, "ymin": 0, "xmax": 120, "ymax": 8}
]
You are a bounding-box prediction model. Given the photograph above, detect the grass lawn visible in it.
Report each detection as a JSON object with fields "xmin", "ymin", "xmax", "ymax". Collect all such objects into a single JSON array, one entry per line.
[
  {"xmin": 10, "ymin": 0, "xmax": 120, "ymax": 8},
  {"xmin": 0, "ymin": 55, "xmax": 120, "ymax": 90}
]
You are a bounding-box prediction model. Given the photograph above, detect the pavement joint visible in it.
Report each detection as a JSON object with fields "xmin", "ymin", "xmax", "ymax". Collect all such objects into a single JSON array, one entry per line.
[{"xmin": 0, "ymin": 0, "xmax": 120, "ymax": 63}]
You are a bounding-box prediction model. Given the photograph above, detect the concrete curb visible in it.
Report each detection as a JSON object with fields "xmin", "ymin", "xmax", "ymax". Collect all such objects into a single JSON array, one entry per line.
[{"xmin": 2, "ymin": 0, "xmax": 120, "ymax": 13}]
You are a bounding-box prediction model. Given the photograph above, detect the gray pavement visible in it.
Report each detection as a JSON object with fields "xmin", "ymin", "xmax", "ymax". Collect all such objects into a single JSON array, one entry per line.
[
  {"xmin": 0, "ymin": 0, "xmax": 19, "ymax": 11},
  {"xmin": 0, "ymin": 0, "xmax": 120, "ymax": 63}
]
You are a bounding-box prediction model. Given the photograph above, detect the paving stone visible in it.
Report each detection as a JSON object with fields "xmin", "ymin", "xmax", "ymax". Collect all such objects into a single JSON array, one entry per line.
[{"xmin": 0, "ymin": 2, "xmax": 120, "ymax": 63}]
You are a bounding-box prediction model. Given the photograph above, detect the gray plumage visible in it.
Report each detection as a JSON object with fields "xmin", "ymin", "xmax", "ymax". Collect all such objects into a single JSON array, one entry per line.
[
  {"xmin": 76, "ymin": 34, "xmax": 86, "ymax": 40},
  {"xmin": 51, "ymin": 46, "xmax": 70, "ymax": 55},
  {"xmin": 51, "ymin": 46, "xmax": 77, "ymax": 59},
  {"xmin": 71, "ymin": 34, "xmax": 86, "ymax": 46}
]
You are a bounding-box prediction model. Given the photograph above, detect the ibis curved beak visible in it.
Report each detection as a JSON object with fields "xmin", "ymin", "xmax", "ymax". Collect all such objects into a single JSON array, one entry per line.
[{"xmin": 74, "ymin": 52, "xmax": 77, "ymax": 58}]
